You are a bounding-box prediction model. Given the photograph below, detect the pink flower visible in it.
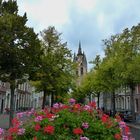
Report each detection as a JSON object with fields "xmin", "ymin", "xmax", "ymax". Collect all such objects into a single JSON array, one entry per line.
[
  {"xmin": 0, "ymin": 128, "xmax": 4, "ymax": 135},
  {"xmin": 83, "ymin": 105, "xmax": 91, "ymax": 111},
  {"xmin": 59, "ymin": 103, "xmax": 64, "ymax": 108},
  {"xmin": 17, "ymin": 128, "xmax": 25, "ymax": 135},
  {"xmin": 31, "ymin": 108, "xmax": 35, "ymax": 113},
  {"xmin": 119, "ymin": 121, "xmax": 126, "ymax": 128},
  {"xmin": 53, "ymin": 103, "xmax": 59, "ymax": 109},
  {"xmin": 82, "ymin": 122, "xmax": 89, "ymax": 129},
  {"xmin": 16, "ymin": 112, "xmax": 24, "ymax": 118},
  {"xmin": 34, "ymin": 116, "xmax": 43, "ymax": 122},
  {"xmin": 80, "ymin": 136, "xmax": 89, "ymax": 140},
  {"xmin": 69, "ymin": 98, "xmax": 76, "ymax": 104},
  {"xmin": 122, "ymin": 135, "xmax": 128, "ymax": 140}
]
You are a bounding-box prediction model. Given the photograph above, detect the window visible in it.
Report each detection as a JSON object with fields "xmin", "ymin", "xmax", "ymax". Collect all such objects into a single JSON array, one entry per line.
[
  {"xmin": 135, "ymin": 99, "xmax": 139, "ymax": 112},
  {"xmin": 76, "ymin": 70, "xmax": 78, "ymax": 76},
  {"xmin": 81, "ymin": 67, "xmax": 83, "ymax": 75}
]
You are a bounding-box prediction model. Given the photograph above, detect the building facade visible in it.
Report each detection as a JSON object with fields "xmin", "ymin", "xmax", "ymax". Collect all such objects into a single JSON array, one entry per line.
[
  {"xmin": 98, "ymin": 84, "xmax": 140, "ymax": 121},
  {"xmin": 0, "ymin": 80, "xmax": 43, "ymax": 114}
]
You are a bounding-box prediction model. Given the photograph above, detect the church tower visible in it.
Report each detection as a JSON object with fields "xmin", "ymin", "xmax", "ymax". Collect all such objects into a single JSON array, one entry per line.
[{"xmin": 73, "ymin": 41, "xmax": 87, "ymax": 85}]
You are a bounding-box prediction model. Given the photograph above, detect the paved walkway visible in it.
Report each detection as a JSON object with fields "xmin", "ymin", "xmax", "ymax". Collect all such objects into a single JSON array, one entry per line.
[
  {"xmin": 126, "ymin": 122, "xmax": 140, "ymax": 140},
  {"xmin": 127, "ymin": 122, "xmax": 140, "ymax": 129}
]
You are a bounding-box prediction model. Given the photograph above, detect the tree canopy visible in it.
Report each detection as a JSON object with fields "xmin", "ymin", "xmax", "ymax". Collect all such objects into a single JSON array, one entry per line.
[
  {"xmin": 32, "ymin": 26, "xmax": 76, "ymax": 108},
  {"xmin": 0, "ymin": 0, "xmax": 42, "ymax": 126}
]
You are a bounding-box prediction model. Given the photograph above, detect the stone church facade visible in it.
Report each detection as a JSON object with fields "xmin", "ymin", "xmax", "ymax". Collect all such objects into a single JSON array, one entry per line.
[{"xmin": 73, "ymin": 42, "xmax": 87, "ymax": 86}]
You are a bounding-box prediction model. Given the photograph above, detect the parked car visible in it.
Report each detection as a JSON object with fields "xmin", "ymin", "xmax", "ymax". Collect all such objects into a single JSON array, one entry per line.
[{"xmin": 123, "ymin": 111, "xmax": 133, "ymax": 122}]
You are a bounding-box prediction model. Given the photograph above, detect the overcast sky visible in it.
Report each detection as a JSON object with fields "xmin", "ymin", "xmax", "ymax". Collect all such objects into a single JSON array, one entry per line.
[{"xmin": 17, "ymin": 0, "xmax": 140, "ymax": 69}]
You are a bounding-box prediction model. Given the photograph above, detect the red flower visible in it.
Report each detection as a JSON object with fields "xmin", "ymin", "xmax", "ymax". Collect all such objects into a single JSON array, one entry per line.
[
  {"xmin": 12, "ymin": 118, "xmax": 20, "ymax": 127},
  {"xmin": 74, "ymin": 104, "xmax": 81, "ymax": 109},
  {"xmin": 62, "ymin": 105, "xmax": 69, "ymax": 109},
  {"xmin": 4, "ymin": 135, "xmax": 13, "ymax": 140},
  {"xmin": 106, "ymin": 120, "xmax": 113, "ymax": 128},
  {"xmin": 125, "ymin": 126, "xmax": 130, "ymax": 135},
  {"xmin": 114, "ymin": 133, "xmax": 121, "ymax": 140},
  {"xmin": 88, "ymin": 101, "xmax": 96, "ymax": 108},
  {"xmin": 46, "ymin": 113, "xmax": 54, "ymax": 119},
  {"xmin": 34, "ymin": 124, "xmax": 41, "ymax": 131},
  {"xmin": 101, "ymin": 114, "xmax": 109, "ymax": 123},
  {"xmin": 8, "ymin": 127, "xmax": 18, "ymax": 134},
  {"xmin": 73, "ymin": 128, "xmax": 83, "ymax": 135},
  {"xmin": 33, "ymin": 136, "xmax": 37, "ymax": 140},
  {"xmin": 115, "ymin": 115, "xmax": 121, "ymax": 122},
  {"xmin": 44, "ymin": 125, "xmax": 54, "ymax": 134}
]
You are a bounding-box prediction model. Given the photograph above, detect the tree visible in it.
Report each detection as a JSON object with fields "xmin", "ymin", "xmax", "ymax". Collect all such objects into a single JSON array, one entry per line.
[
  {"xmin": 0, "ymin": 0, "xmax": 42, "ymax": 126},
  {"xmin": 32, "ymin": 26, "xmax": 75, "ymax": 109},
  {"xmin": 114, "ymin": 26, "xmax": 140, "ymax": 121},
  {"xmin": 90, "ymin": 55, "xmax": 101, "ymax": 108},
  {"xmin": 102, "ymin": 25, "xmax": 140, "ymax": 119}
]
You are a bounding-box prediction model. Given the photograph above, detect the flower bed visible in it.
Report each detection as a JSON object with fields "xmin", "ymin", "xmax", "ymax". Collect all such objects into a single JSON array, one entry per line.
[{"xmin": 0, "ymin": 99, "xmax": 134, "ymax": 140}]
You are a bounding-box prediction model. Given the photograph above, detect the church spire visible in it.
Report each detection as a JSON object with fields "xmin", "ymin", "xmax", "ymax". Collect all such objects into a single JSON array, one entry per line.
[{"xmin": 78, "ymin": 41, "xmax": 82, "ymax": 55}]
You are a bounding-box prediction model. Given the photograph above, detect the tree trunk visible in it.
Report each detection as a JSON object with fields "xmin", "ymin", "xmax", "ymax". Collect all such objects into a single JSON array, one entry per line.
[
  {"xmin": 42, "ymin": 88, "xmax": 47, "ymax": 109},
  {"xmin": 9, "ymin": 82, "xmax": 15, "ymax": 127},
  {"xmin": 97, "ymin": 93, "xmax": 100, "ymax": 108},
  {"xmin": 51, "ymin": 92, "xmax": 54, "ymax": 107},
  {"xmin": 130, "ymin": 84, "xmax": 135, "ymax": 122},
  {"xmin": 112, "ymin": 91, "xmax": 116, "ymax": 117}
]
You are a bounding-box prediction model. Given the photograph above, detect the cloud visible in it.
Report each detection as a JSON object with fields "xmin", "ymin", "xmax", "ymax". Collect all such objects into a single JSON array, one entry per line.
[
  {"xmin": 17, "ymin": 0, "xmax": 140, "ymax": 69},
  {"xmin": 18, "ymin": 0, "xmax": 70, "ymax": 31}
]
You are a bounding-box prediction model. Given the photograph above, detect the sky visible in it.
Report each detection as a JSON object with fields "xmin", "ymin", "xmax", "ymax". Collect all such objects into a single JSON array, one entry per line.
[{"xmin": 17, "ymin": 0, "xmax": 140, "ymax": 69}]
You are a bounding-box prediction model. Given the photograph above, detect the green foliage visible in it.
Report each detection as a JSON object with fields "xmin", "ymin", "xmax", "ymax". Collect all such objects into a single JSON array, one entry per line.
[
  {"xmin": 31, "ymin": 26, "xmax": 76, "ymax": 107},
  {"xmin": 0, "ymin": 0, "xmax": 42, "ymax": 82}
]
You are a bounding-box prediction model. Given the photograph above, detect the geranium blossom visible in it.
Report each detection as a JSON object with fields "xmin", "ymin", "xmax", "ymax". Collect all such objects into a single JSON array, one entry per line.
[
  {"xmin": 33, "ymin": 136, "xmax": 37, "ymax": 140},
  {"xmin": 17, "ymin": 128, "xmax": 25, "ymax": 135},
  {"xmin": 101, "ymin": 114, "xmax": 109, "ymax": 123},
  {"xmin": 83, "ymin": 105, "xmax": 91, "ymax": 111},
  {"xmin": 114, "ymin": 133, "xmax": 121, "ymax": 140},
  {"xmin": 12, "ymin": 118, "xmax": 20, "ymax": 127},
  {"xmin": 34, "ymin": 124, "xmax": 41, "ymax": 131},
  {"xmin": 53, "ymin": 103, "xmax": 59, "ymax": 109},
  {"xmin": 34, "ymin": 115, "xmax": 43, "ymax": 122},
  {"xmin": 88, "ymin": 101, "xmax": 96, "ymax": 108},
  {"xmin": 44, "ymin": 125, "xmax": 54, "ymax": 134},
  {"xmin": 16, "ymin": 112, "xmax": 24, "ymax": 118},
  {"xmin": 80, "ymin": 136, "xmax": 89, "ymax": 140},
  {"xmin": 74, "ymin": 104, "xmax": 81, "ymax": 109},
  {"xmin": 122, "ymin": 135, "xmax": 128, "ymax": 140},
  {"xmin": 69, "ymin": 98, "xmax": 76, "ymax": 104},
  {"xmin": 73, "ymin": 128, "xmax": 83, "ymax": 135},
  {"xmin": 82, "ymin": 122, "xmax": 89, "ymax": 129},
  {"xmin": 119, "ymin": 121, "xmax": 126, "ymax": 128},
  {"xmin": 0, "ymin": 128, "xmax": 4, "ymax": 135},
  {"xmin": 9, "ymin": 127, "xmax": 18, "ymax": 134}
]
